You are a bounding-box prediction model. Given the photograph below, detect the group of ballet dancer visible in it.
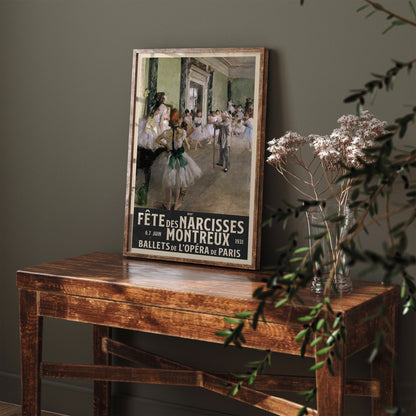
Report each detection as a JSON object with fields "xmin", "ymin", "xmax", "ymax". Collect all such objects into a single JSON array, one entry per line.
[
  {"xmin": 183, "ymin": 104, "xmax": 254, "ymax": 151},
  {"xmin": 136, "ymin": 92, "xmax": 254, "ymax": 211}
]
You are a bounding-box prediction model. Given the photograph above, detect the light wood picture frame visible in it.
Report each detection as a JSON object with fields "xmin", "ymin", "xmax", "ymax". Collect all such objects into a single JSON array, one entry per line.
[{"xmin": 123, "ymin": 48, "xmax": 268, "ymax": 269}]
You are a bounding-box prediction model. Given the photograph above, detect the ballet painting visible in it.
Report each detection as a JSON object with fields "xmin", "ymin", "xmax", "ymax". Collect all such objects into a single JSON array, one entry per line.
[{"xmin": 124, "ymin": 48, "xmax": 268, "ymax": 270}]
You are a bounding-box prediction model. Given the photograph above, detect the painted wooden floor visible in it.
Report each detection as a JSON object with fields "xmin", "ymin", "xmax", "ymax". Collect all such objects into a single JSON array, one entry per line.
[{"xmin": 0, "ymin": 401, "xmax": 67, "ymax": 416}]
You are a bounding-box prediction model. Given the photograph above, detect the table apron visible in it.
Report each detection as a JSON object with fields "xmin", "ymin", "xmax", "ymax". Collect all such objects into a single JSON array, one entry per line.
[{"xmin": 37, "ymin": 291, "xmax": 312, "ymax": 357}]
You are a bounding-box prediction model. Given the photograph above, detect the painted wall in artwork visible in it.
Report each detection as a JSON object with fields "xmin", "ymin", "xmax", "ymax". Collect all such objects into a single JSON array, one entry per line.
[
  {"xmin": 211, "ymin": 70, "xmax": 228, "ymax": 112},
  {"xmin": 147, "ymin": 58, "xmax": 236, "ymax": 116},
  {"xmin": 157, "ymin": 58, "xmax": 181, "ymax": 109},
  {"xmin": 144, "ymin": 58, "xmax": 149, "ymax": 92},
  {"xmin": 230, "ymin": 78, "xmax": 254, "ymax": 109}
]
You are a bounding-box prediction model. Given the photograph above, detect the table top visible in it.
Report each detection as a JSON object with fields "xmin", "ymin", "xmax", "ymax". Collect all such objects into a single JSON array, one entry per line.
[{"xmin": 17, "ymin": 252, "xmax": 400, "ymax": 322}]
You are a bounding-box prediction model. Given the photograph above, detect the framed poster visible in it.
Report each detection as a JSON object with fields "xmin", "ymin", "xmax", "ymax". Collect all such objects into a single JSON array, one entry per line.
[{"xmin": 123, "ymin": 48, "xmax": 268, "ymax": 269}]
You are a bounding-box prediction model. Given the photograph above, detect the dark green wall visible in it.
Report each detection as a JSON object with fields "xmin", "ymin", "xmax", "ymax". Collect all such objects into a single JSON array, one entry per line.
[
  {"xmin": 212, "ymin": 70, "xmax": 228, "ymax": 111},
  {"xmin": 231, "ymin": 78, "xmax": 254, "ymax": 108},
  {"xmin": 157, "ymin": 58, "xmax": 181, "ymax": 109},
  {"xmin": 1, "ymin": 0, "xmax": 415, "ymax": 415}
]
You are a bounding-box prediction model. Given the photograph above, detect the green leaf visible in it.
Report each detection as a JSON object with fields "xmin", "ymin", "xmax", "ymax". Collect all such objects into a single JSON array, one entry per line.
[
  {"xmin": 224, "ymin": 334, "xmax": 233, "ymax": 347},
  {"xmin": 326, "ymin": 328, "xmax": 340, "ymax": 345},
  {"xmin": 283, "ymin": 216, "xmax": 289, "ymax": 230},
  {"xmin": 392, "ymin": 59, "xmax": 405, "ymax": 68},
  {"xmin": 356, "ymin": 4, "xmax": 369, "ymax": 12},
  {"xmin": 401, "ymin": 281, "xmax": 407, "ymax": 298},
  {"xmin": 298, "ymin": 315, "xmax": 314, "ymax": 322},
  {"xmin": 309, "ymin": 302, "xmax": 323, "ymax": 315},
  {"xmin": 370, "ymin": 84, "xmax": 378, "ymax": 104},
  {"xmin": 383, "ymin": 25, "xmax": 394, "ymax": 35},
  {"xmin": 234, "ymin": 311, "xmax": 253, "ymax": 319},
  {"xmin": 295, "ymin": 328, "xmax": 309, "ymax": 342},
  {"xmin": 383, "ymin": 20, "xmax": 406, "ymax": 35},
  {"xmin": 333, "ymin": 315, "xmax": 342, "ymax": 329},
  {"xmin": 216, "ymin": 330, "xmax": 233, "ymax": 337},
  {"xmin": 248, "ymin": 369, "xmax": 258, "ymax": 384},
  {"xmin": 224, "ymin": 317, "xmax": 242, "ymax": 324},
  {"xmin": 406, "ymin": 190, "xmax": 416, "ymax": 198},
  {"xmin": 282, "ymin": 272, "xmax": 297, "ymax": 280},
  {"xmin": 309, "ymin": 361, "xmax": 325, "ymax": 371},
  {"xmin": 261, "ymin": 218, "xmax": 273, "ymax": 228},
  {"xmin": 294, "ymin": 247, "xmax": 310, "ymax": 254},
  {"xmin": 324, "ymin": 297, "xmax": 335, "ymax": 315},
  {"xmin": 348, "ymin": 223, "xmax": 359, "ymax": 235},
  {"xmin": 375, "ymin": 331, "xmax": 385, "ymax": 349},
  {"xmin": 329, "ymin": 215, "xmax": 346, "ymax": 224},
  {"xmin": 327, "ymin": 357, "xmax": 335, "ymax": 376},
  {"xmin": 231, "ymin": 384, "xmax": 240, "ymax": 396},
  {"xmin": 316, "ymin": 346, "xmax": 333, "ymax": 356},
  {"xmin": 293, "ymin": 293, "xmax": 305, "ymax": 305},
  {"xmin": 245, "ymin": 360, "xmax": 262, "ymax": 367},
  {"xmin": 233, "ymin": 374, "xmax": 249, "ymax": 380},
  {"xmin": 308, "ymin": 231, "xmax": 328, "ymax": 241},
  {"xmin": 385, "ymin": 123, "xmax": 398, "ymax": 131},
  {"xmin": 368, "ymin": 331, "xmax": 386, "ymax": 363},
  {"xmin": 365, "ymin": 10, "xmax": 377, "ymax": 19},
  {"xmin": 324, "ymin": 212, "xmax": 339, "ymax": 221},
  {"xmin": 368, "ymin": 346, "xmax": 379, "ymax": 363},
  {"xmin": 297, "ymin": 406, "xmax": 308, "ymax": 416},
  {"xmin": 300, "ymin": 329, "xmax": 311, "ymax": 358},
  {"xmin": 403, "ymin": 296, "xmax": 416, "ymax": 315},
  {"xmin": 391, "ymin": 221, "xmax": 405, "ymax": 237},
  {"xmin": 404, "ymin": 276, "xmax": 416, "ymax": 294},
  {"xmin": 399, "ymin": 123, "xmax": 408, "ymax": 138},
  {"xmin": 310, "ymin": 337, "xmax": 323, "ymax": 347},
  {"xmin": 275, "ymin": 297, "xmax": 288, "ymax": 308},
  {"xmin": 289, "ymin": 257, "xmax": 304, "ymax": 263},
  {"xmin": 372, "ymin": 2, "xmax": 384, "ymax": 11},
  {"xmin": 344, "ymin": 91, "xmax": 364, "ymax": 103},
  {"xmin": 316, "ymin": 318, "xmax": 326, "ymax": 331},
  {"xmin": 385, "ymin": 406, "xmax": 405, "ymax": 415}
]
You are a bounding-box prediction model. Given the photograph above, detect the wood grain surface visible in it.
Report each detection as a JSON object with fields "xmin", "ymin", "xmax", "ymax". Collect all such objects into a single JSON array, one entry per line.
[
  {"xmin": 17, "ymin": 252, "xmax": 401, "ymax": 416},
  {"xmin": 0, "ymin": 401, "xmax": 66, "ymax": 416}
]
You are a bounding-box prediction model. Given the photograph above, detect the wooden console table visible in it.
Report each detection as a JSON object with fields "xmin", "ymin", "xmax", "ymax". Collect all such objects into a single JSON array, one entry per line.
[{"xmin": 17, "ymin": 252, "xmax": 400, "ymax": 416}]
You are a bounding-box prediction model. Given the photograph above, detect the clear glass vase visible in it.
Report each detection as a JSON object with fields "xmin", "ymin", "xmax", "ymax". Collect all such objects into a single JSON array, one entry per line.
[{"xmin": 306, "ymin": 200, "xmax": 353, "ymax": 296}]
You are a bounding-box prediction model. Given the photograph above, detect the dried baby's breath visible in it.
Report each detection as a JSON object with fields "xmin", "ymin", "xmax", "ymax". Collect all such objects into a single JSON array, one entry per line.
[{"xmin": 267, "ymin": 111, "xmax": 387, "ymax": 204}]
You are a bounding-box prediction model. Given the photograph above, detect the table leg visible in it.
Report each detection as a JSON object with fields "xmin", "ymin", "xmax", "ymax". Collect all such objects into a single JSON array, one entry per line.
[
  {"xmin": 371, "ymin": 305, "xmax": 398, "ymax": 415},
  {"xmin": 315, "ymin": 344, "xmax": 345, "ymax": 416},
  {"xmin": 19, "ymin": 289, "xmax": 43, "ymax": 416},
  {"xmin": 93, "ymin": 325, "xmax": 111, "ymax": 416}
]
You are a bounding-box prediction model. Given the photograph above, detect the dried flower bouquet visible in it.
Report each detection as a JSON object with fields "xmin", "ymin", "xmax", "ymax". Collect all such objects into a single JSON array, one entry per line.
[
  {"xmin": 267, "ymin": 110, "xmax": 387, "ymax": 207},
  {"xmin": 267, "ymin": 111, "xmax": 388, "ymax": 293}
]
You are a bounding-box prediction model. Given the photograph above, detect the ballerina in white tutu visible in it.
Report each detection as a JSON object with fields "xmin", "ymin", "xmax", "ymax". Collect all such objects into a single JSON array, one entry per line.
[
  {"xmin": 227, "ymin": 99, "xmax": 236, "ymax": 114},
  {"xmin": 206, "ymin": 111, "xmax": 216, "ymax": 144},
  {"xmin": 156, "ymin": 109, "xmax": 202, "ymax": 211},
  {"xmin": 137, "ymin": 92, "xmax": 169, "ymax": 151},
  {"xmin": 242, "ymin": 112, "xmax": 254, "ymax": 151},
  {"xmin": 189, "ymin": 111, "xmax": 204, "ymax": 150},
  {"xmin": 135, "ymin": 92, "xmax": 171, "ymax": 197},
  {"xmin": 234, "ymin": 118, "xmax": 245, "ymax": 136},
  {"xmin": 236, "ymin": 105, "xmax": 245, "ymax": 120}
]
